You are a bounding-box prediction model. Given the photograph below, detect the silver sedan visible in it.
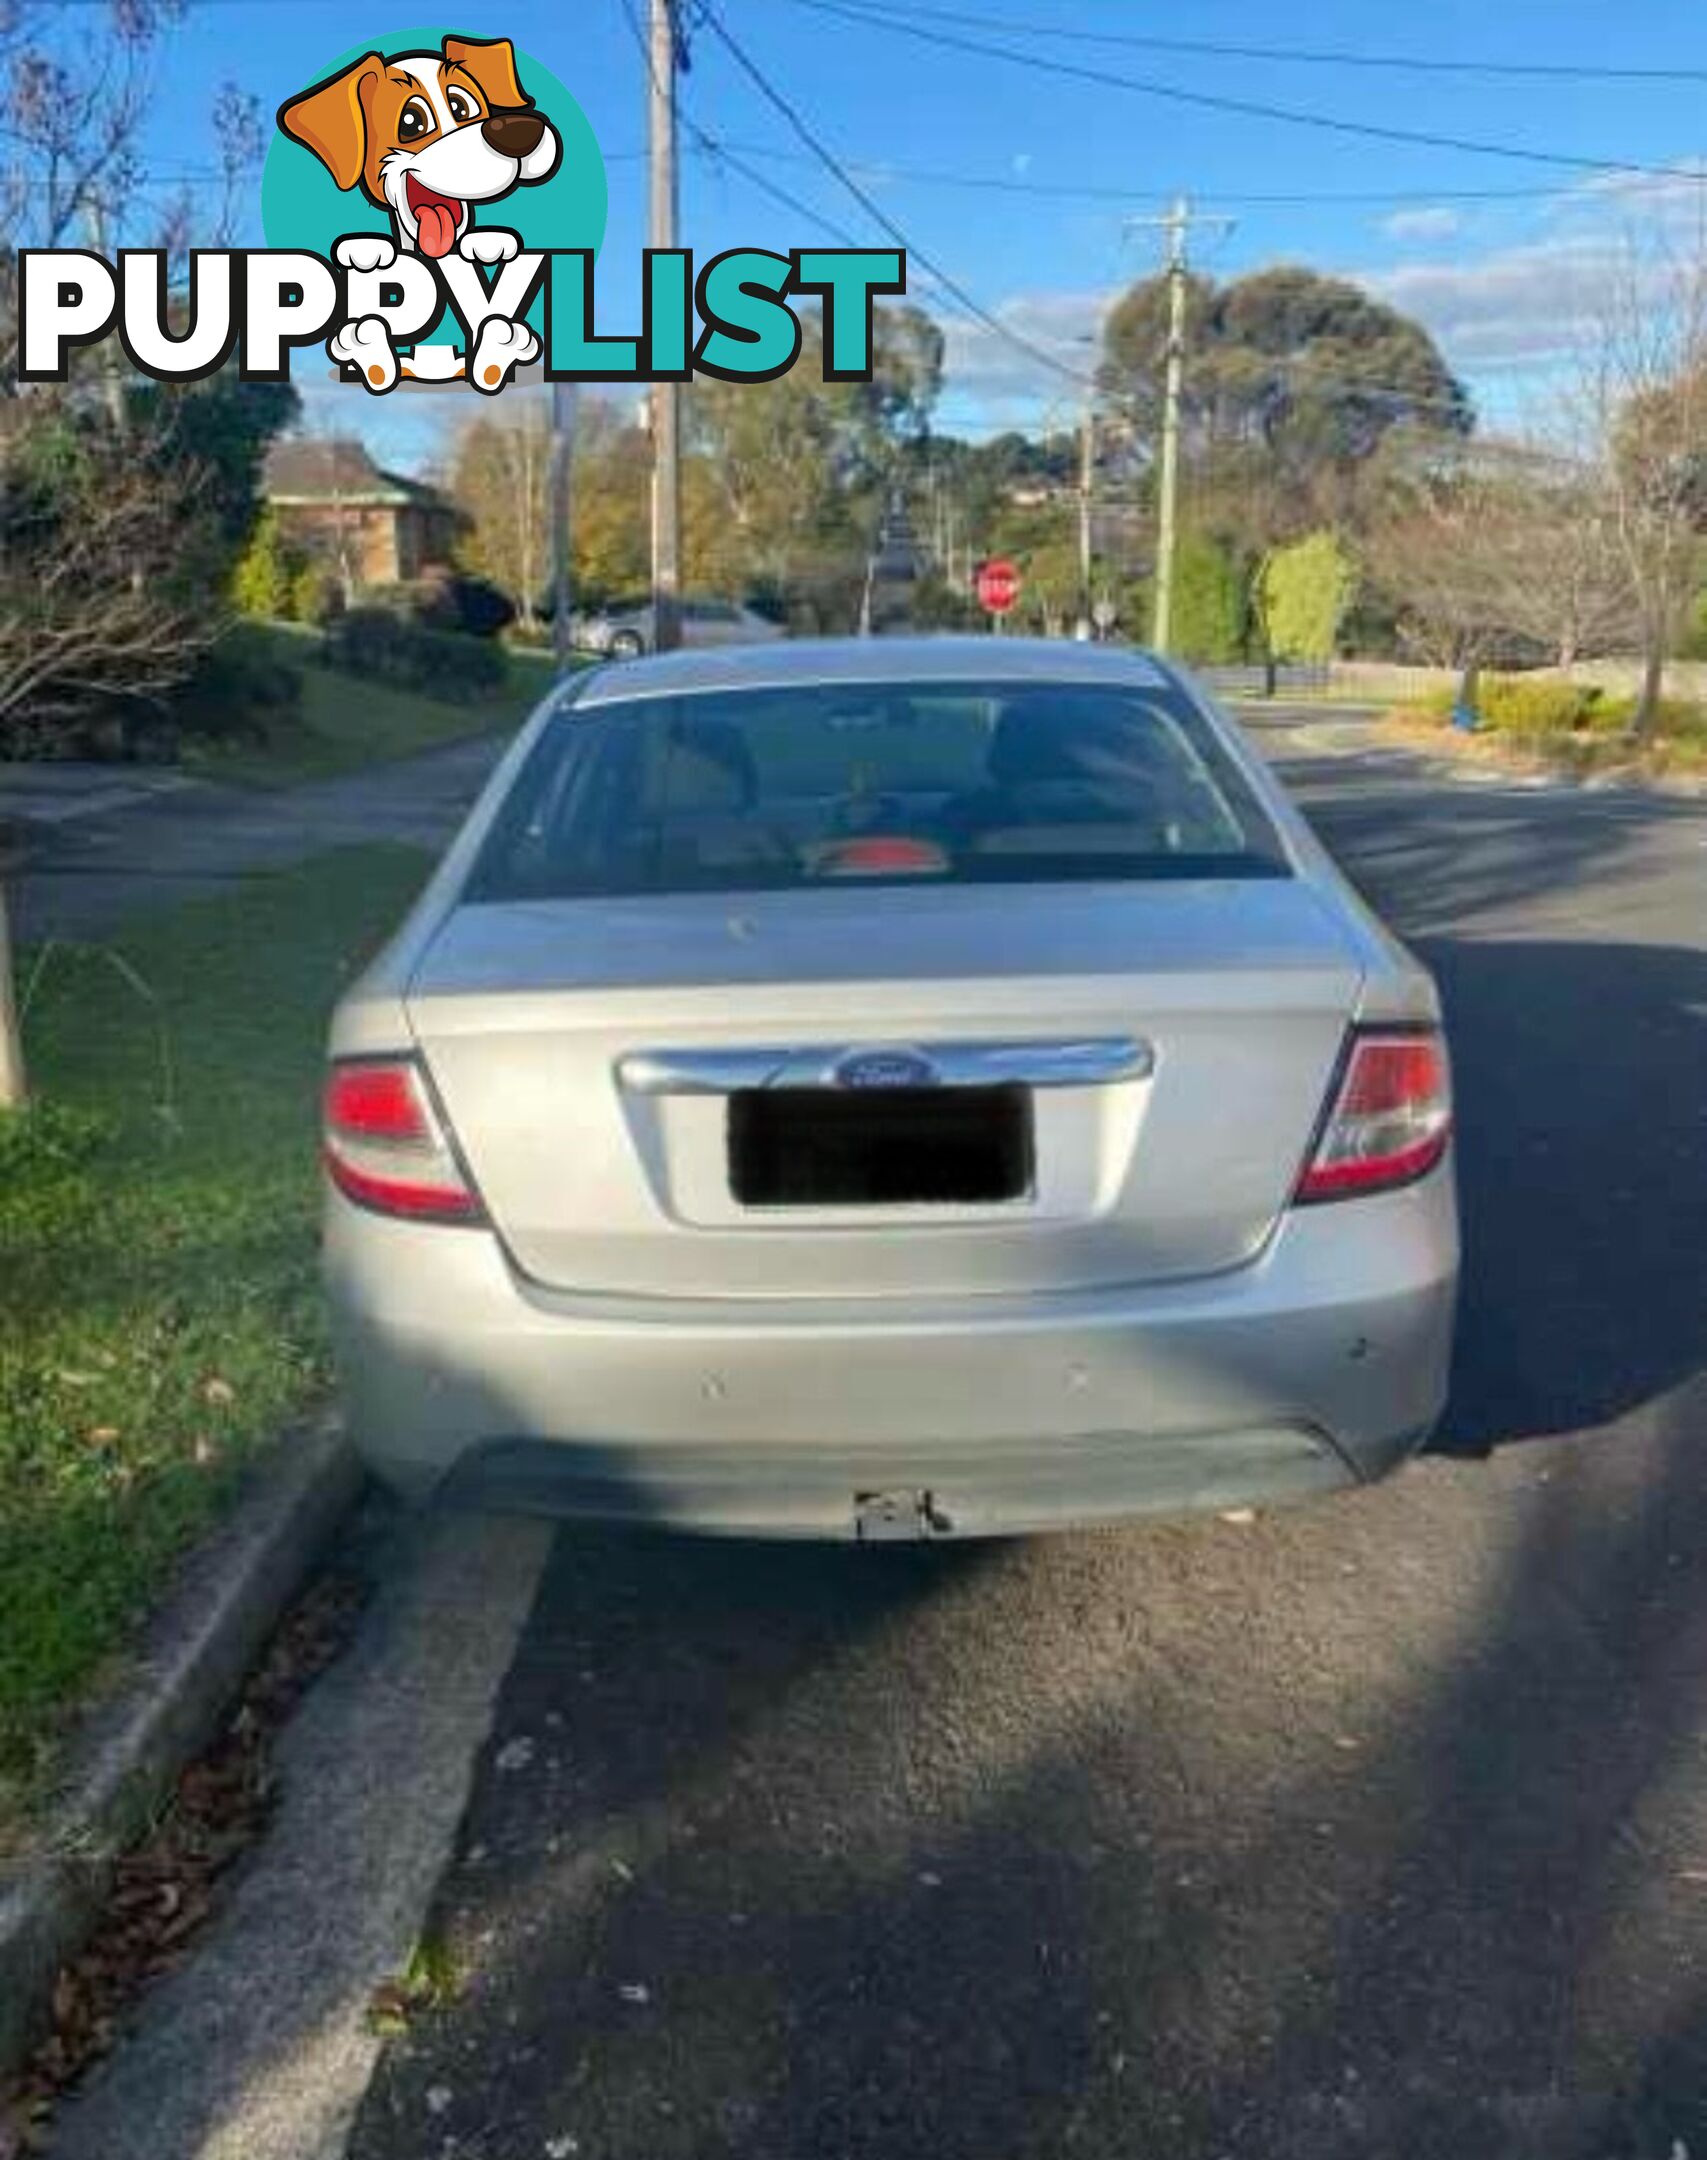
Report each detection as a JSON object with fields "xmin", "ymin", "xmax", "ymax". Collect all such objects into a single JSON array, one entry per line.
[{"xmin": 322, "ymin": 638, "xmax": 1457, "ymax": 1539}]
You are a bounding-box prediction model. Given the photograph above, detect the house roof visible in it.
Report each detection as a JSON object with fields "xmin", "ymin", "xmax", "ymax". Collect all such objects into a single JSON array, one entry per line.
[{"xmin": 262, "ymin": 437, "xmax": 451, "ymax": 511}]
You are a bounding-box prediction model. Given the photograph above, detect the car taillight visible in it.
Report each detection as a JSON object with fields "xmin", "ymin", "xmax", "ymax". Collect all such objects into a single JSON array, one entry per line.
[
  {"xmin": 1295, "ymin": 1028, "xmax": 1451, "ymax": 1204},
  {"xmin": 323, "ymin": 1057, "xmax": 484, "ymax": 1223}
]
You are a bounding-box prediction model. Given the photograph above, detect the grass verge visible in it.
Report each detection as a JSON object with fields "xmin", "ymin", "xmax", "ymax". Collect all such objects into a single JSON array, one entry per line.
[
  {"xmin": 1385, "ymin": 678, "xmax": 1707, "ymax": 785},
  {"xmin": 180, "ymin": 625, "xmax": 563, "ymax": 788},
  {"xmin": 0, "ymin": 842, "xmax": 430, "ymax": 1829}
]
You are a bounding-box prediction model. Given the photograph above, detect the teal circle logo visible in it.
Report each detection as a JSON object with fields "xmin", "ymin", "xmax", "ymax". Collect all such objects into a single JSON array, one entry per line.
[{"xmin": 262, "ymin": 26, "xmax": 605, "ymax": 360}]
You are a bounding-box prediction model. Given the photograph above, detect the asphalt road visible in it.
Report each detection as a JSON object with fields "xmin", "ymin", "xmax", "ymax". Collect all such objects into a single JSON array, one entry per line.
[{"xmin": 321, "ymin": 713, "xmax": 1707, "ymax": 2160}]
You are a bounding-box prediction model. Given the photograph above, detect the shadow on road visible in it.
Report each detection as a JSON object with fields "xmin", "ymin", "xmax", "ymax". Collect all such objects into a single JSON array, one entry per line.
[
  {"xmin": 347, "ymin": 1386, "xmax": 1707, "ymax": 2160},
  {"xmin": 345, "ymin": 936, "xmax": 1705, "ymax": 2160},
  {"xmin": 1294, "ymin": 779, "xmax": 1702, "ymax": 939},
  {"xmin": 1428, "ymin": 937, "xmax": 1707, "ymax": 1453}
]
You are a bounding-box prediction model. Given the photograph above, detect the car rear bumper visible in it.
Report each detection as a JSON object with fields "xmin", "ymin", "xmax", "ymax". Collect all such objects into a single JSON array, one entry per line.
[{"xmin": 323, "ymin": 1170, "xmax": 1456, "ymax": 1538}]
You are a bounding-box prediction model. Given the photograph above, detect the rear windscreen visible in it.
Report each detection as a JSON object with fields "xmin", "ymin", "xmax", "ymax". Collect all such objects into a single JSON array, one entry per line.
[{"xmin": 465, "ymin": 678, "xmax": 1290, "ymax": 902}]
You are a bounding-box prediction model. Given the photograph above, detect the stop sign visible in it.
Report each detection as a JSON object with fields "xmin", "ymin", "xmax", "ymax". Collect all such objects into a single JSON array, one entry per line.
[{"xmin": 975, "ymin": 556, "xmax": 1020, "ymax": 614}]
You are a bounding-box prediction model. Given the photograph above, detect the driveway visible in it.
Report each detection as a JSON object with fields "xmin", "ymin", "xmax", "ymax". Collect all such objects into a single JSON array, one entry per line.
[
  {"xmin": 51, "ymin": 709, "xmax": 1707, "ymax": 2160},
  {"xmin": 6, "ymin": 733, "xmax": 506, "ymax": 944}
]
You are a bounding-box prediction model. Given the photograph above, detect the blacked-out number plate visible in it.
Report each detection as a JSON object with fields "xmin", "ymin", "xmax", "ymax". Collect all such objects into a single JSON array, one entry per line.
[{"xmin": 728, "ymin": 1085, "xmax": 1032, "ymax": 1207}]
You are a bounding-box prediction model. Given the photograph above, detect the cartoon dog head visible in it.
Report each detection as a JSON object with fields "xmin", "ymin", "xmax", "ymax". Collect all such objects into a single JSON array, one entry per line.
[{"xmin": 278, "ymin": 36, "xmax": 561, "ymax": 258}]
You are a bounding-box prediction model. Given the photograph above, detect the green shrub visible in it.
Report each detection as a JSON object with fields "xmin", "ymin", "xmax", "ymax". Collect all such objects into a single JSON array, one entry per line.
[
  {"xmin": 1255, "ymin": 531, "xmax": 1357, "ymax": 662},
  {"xmin": 231, "ymin": 508, "xmax": 294, "ymax": 620},
  {"xmin": 1167, "ymin": 536, "xmax": 1246, "ymax": 663},
  {"xmin": 357, "ymin": 576, "xmax": 515, "ymax": 640},
  {"xmin": 288, "ymin": 559, "xmax": 339, "ymax": 625},
  {"xmin": 319, "ymin": 609, "xmax": 507, "ymax": 701},
  {"xmin": 1595, "ymin": 691, "xmax": 1707, "ymax": 741},
  {"xmin": 417, "ymin": 573, "xmax": 516, "ymax": 639},
  {"xmin": 1404, "ymin": 675, "xmax": 1604, "ymax": 738},
  {"xmin": 1477, "ymin": 675, "xmax": 1601, "ymax": 737},
  {"xmin": 909, "ymin": 572, "xmax": 981, "ymax": 632},
  {"xmin": 168, "ymin": 633, "xmax": 303, "ymax": 744}
]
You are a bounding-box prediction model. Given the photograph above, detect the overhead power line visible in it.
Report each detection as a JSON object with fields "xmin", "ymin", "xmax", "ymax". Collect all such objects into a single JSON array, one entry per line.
[
  {"xmin": 692, "ymin": 0, "xmax": 1095, "ymax": 388},
  {"xmin": 614, "ymin": 0, "xmax": 1005, "ymax": 354},
  {"xmin": 775, "ymin": 0, "xmax": 1707, "ymax": 85},
  {"xmin": 788, "ymin": 0, "xmax": 1674, "ymax": 178},
  {"xmin": 616, "ymin": 0, "xmax": 861, "ymax": 243},
  {"xmin": 682, "ymin": 136, "xmax": 1707, "ymax": 210}
]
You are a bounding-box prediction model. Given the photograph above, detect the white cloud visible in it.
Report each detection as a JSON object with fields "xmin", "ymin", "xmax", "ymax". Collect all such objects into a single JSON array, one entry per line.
[
  {"xmin": 1564, "ymin": 159, "xmax": 1707, "ymax": 218},
  {"xmin": 938, "ymin": 284, "xmax": 1114, "ymax": 413},
  {"xmin": 1356, "ymin": 164, "xmax": 1707, "ymax": 374},
  {"xmin": 1361, "ymin": 231, "xmax": 1686, "ymax": 370},
  {"xmin": 937, "ymin": 162, "xmax": 1707, "ymax": 439},
  {"xmin": 1380, "ymin": 206, "xmax": 1461, "ymax": 243}
]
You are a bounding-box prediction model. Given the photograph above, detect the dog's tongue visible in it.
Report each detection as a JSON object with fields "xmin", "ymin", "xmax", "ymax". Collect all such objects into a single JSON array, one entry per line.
[{"xmin": 416, "ymin": 200, "xmax": 459, "ymax": 258}]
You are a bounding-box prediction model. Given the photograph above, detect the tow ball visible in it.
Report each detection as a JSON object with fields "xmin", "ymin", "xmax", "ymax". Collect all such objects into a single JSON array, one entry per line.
[{"xmin": 853, "ymin": 1490, "xmax": 954, "ymax": 1542}]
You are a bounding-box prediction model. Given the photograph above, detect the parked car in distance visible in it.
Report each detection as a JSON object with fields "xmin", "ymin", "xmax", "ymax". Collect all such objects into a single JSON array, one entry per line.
[
  {"xmin": 578, "ymin": 595, "xmax": 787, "ymax": 657},
  {"xmin": 322, "ymin": 638, "xmax": 1457, "ymax": 1541}
]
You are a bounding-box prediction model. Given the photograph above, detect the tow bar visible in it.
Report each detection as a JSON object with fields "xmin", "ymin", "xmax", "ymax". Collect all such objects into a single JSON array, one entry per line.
[{"xmin": 853, "ymin": 1490, "xmax": 954, "ymax": 1542}]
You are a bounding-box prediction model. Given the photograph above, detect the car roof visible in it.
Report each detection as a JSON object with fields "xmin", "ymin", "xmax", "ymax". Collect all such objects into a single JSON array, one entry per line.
[{"xmin": 570, "ymin": 636, "xmax": 1182, "ymax": 707}]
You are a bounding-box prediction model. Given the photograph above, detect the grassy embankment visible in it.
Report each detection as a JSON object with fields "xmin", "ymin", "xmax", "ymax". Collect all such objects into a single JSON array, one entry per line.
[{"xmin": 0, "ymin": 843, "xmax": 430, "ymax": 1829}]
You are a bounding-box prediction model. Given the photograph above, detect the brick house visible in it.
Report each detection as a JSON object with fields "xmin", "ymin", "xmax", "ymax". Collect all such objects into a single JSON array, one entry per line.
[{"xmin": 261, "ymin": 437, "xmax": 464, "ymax": 591}]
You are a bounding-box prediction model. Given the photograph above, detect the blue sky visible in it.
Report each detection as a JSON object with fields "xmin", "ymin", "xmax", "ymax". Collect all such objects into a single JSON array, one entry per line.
[{"xmin": 80, "ymin": 0, "xmax": 1707, "ymax": 471}]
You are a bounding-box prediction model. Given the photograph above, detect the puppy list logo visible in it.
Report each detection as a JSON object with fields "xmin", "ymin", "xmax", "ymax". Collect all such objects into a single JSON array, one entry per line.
[{"xmin": 17, "ymin": 24, "xmax": 905, "ymax": 397}]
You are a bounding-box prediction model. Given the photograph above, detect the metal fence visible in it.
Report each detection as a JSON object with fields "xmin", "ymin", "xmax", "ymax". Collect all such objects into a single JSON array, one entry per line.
[{"xmin": 1195, "ymin": 662, "xmax": 1333, "ymax": 697}]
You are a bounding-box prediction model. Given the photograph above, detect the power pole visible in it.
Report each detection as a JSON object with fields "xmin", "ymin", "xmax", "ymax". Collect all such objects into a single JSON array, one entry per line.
[
  {"xmin": 648, "ymin": 0, "xmax": 682, "ymax": 653},
  {"xmin": 1076, "ymin": 376, "xmax": 1095, "ymax": 638},
  {"xmin": 1152, "ymin": 197, "xmax": 1189, "ymax": 657},
  {"xmin": 550, "ymin": 380, "xmax": 578, "ymax": 668},
  {"xmin": 84, "ymin": 194, "xmax": 128, "ymax": 434},
  {"xmin": 1124, "ymin": 197, "xmax": 1233, "ymax": 656}
]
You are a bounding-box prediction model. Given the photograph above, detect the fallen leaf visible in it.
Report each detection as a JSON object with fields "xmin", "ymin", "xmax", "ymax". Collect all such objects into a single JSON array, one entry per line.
[
  {"xmin": 6, "ymin": 1571, "xmax": 368, "ymax": 2137},
  {"xmin": 366, "ymin": 1981, "xmax": 412, "ymax": 2035}
]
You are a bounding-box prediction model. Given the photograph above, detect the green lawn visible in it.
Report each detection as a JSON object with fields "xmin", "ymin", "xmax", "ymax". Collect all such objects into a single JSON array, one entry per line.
[
  {"xmin": 180, "ymin": 626, "xmax": 564, "ymax": 788},
  {"xmin": 0, "ymin": 843, "xmax": 430, "ymax": 1829}
]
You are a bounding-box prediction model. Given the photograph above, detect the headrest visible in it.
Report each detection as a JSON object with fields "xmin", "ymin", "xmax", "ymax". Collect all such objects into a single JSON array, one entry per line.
[{"xmin": 663, "ymin": 717, "xmax": 758, "ymax": 812}]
